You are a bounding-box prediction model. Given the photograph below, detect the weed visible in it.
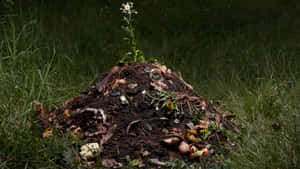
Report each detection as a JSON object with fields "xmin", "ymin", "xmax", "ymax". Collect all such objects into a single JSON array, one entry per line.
[{"xmin": 119, "ymin": 1, "xmax": 145, "ymax": 64}]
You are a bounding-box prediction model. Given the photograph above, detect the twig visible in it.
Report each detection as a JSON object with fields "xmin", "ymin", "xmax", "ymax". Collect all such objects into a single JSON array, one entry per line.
[
  {"xmin": 100, "ymin": 124, "xmax": 118, "ymax": 149},
  {"xmin": 126, "ymin": 119, "xmax": 142, "ymax": 135},
  {"xmin": 171, "ymin": 72, "xmax": 193, "ymax": 90},
  {"xmin": 186, "ymin": 100, "xmax": 192, "ymax": 113},
  {"xmin": 96, "ymin": 66, "xmax": 120, "ymax": 92}
]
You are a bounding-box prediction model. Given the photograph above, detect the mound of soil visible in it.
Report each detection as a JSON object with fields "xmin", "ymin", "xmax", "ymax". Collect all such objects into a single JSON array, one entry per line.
[{"xmin": 39, "ymin": 62, "xmax": 238, "ymax": 168}]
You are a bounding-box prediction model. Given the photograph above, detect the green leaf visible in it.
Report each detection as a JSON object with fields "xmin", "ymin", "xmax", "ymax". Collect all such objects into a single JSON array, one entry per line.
[
  {"xmin": 162, "ymin": 101, "xmax": 168, "ymax": 108},
  {"xmin": 203, "ymin": 130, "xmax": 212, "ymax": 139},
  {"xmin": 148, "ymin": 57, "xmax": 158, "ymax": 63},
  {"xmin": 121, "ymin": 26, "xmax": 130, "ymax": 33},
  {"xmin": 129, "ymin": 159, "xmax": 140, "ymax": 166},
  {"xmin": 123, "ymin": 16, "xmax": 130, "ymax": 24},
  {"xmin": 136, "ymin": 55, "xmax": 145, "ymax": 62},
  {"xmin": 123, "ymin": 37, "xmax": 130, "ymax": 41}
]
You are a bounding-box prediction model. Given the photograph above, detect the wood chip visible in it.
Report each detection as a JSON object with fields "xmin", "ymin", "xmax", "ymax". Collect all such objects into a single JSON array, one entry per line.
[{"xmin": 149, "ymin": 158, "xmax": 166, "ymax": 166}]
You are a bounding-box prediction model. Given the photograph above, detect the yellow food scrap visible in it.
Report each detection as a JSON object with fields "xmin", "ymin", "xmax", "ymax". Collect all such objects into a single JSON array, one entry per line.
[
  {"xmin": 64, "ymin": 110, "xmax": 71, "ymax": 118},
  {"xmin": 42, "ymin": 128, "xmax": 53, "ymax": 138},
  {"xmin": 190, "ymin": 148, "xmax": 208, "ymax": 159},
  {"xmin": 187, "ymin": 129, "xmax": 197, "ymax": 135},
  {"xmin": 186, "ymin": 133, "xmax": 201, "ymax": 143},
  {"xmin": 200, "ymin": 129, "xmax": 208, "ymax": 134},
  {"xmin": 166, "ymin": 102, "xmax": 174, "ymax": 111},
  {"xmin": 65, "ymin": 112, "xmax": 71, "ymax": 118}
]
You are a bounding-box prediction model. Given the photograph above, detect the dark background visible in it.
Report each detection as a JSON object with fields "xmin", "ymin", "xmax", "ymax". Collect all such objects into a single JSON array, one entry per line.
[{"xmin": 1, "ymin": 0, "xmax": 299, "ymax": 92}]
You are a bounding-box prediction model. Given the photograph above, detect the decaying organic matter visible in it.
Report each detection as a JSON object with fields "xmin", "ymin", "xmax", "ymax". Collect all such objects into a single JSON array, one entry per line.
[{"xmin": 38, "ymin": 62, "xmax": 238, "ymax": 168}]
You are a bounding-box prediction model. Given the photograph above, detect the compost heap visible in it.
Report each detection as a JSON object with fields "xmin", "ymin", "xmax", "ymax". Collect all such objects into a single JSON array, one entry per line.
[{"xmin": 39, "ymin": 62, "xmax": 239, "ymax": 168}]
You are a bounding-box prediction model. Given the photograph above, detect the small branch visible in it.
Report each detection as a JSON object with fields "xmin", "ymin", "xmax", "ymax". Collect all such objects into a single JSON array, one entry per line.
[
  {"xmin": 96, "ymin": 66, "xmax": 120, "ymax": 92},
  {"xmin": 126, "ymin": 119, "xmax": 142, "ymax": 135}
]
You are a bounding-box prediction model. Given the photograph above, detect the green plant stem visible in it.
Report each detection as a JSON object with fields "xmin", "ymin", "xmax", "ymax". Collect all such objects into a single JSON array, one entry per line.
[{"xmin": 128, "ymin": 15, "xmax": 137, "ymax": 62}]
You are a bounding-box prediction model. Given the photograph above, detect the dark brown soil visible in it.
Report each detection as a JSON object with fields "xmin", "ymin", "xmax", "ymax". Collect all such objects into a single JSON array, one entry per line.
[{"xmin": 39, "ymin": 62, "xmax": 238, "ymax": 168}]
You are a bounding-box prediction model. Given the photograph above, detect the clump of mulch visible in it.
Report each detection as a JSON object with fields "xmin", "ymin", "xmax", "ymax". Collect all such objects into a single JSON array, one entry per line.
[{"xmin": 38, "ymin": 62, "xmax": 239, "ymax": 168}]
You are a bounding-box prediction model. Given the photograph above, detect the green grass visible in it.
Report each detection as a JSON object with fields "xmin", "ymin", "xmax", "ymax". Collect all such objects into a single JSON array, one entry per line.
[{"xmin": 0, "ymin": 1, "xmax": 299, "ymax": 168}]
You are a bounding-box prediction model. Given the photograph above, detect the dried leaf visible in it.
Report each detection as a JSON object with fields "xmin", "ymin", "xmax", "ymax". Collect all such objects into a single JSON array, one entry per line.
[
  {"xmin": 185, "ymin": 122, "xmax": 195, "ymax": 129},
  {"xmin": 96, "ymin": 66, "xmax": 119, "ymax": 92},
  {"xmin": 70, "ymin": 127, "xmax": 83, "ymax": 140},
  {"xmin": 101, "ymin": 158, "xmax": 123, "ymax": 168},
  {"xmin": 128, "ymin": 132, "xmax": 137, "ymax": 137},
  {"xmin": 150, "ymin": 82, "xmax": 164, "ymax": 92},
  {"xmin": 142, "ymin": 151, "xmax": 151, "ymax": 157},
  {"xmin": 112, "ymin": 79, "xmax": 127, "ymax": 89},
  {"xmin": 194, "ymin": 120, "xmax": 210, "ymax": 129},
  {"xmin": 128, "ymin": 83, "xmax": 138, "ymax": 89},
  {"xmin": 161, "ymin": 136, "xmax": 181, "ymax": 145},
  {"xmin": 33, "ymin": 100, "xmax": 49, "ymax": 126},
  {"xmin": 100, "ymin": 124, "xmax": 117, "ymax": 148}
]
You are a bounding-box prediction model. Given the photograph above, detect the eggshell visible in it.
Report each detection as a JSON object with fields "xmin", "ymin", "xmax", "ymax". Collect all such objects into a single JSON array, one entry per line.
[
  {"xmin": 178, "ymin": 141, "xmax": 190, "ymax": 154},
  {"xmin": 80, "ymin": 143, "xmax": 100, "ymax": 159}
]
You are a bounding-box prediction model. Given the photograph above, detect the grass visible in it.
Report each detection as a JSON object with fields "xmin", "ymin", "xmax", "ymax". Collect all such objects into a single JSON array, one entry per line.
[{"xmin": 0, "ymin": 0, "xmax": 299, "ymax": 168}]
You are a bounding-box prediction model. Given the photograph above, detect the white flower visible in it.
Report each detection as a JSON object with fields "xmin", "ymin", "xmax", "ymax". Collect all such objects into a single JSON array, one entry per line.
[
  {"xmin": 121, "ymin": 2, "xmax": 134, "ymax": 14},
  {"xmin": 124, "ymin": 2, "xmax": 130, "ymax": 10}
]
